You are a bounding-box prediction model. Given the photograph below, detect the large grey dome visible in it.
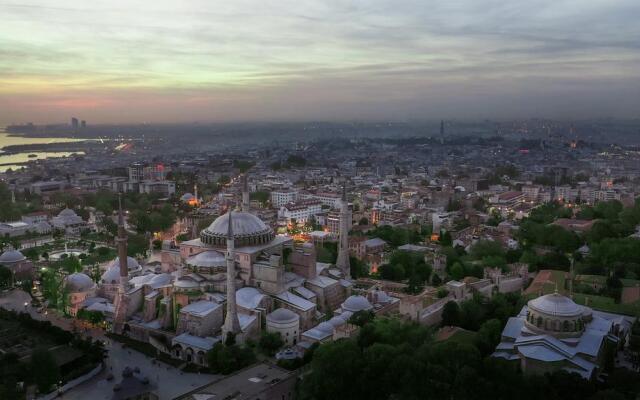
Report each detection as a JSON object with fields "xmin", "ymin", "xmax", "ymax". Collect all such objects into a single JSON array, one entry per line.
[
  {"xmin": 200, "ymin": 211, "xmax": 274, "ymax": 247},
  {"xmin": 528, "ymin": 293, "xmax": 582, "ymax": 318}
]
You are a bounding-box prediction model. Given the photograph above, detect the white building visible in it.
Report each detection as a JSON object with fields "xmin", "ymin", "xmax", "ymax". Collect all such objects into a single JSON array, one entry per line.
[
  {"xmin": 51, "ymin": 208, "xmax": 87, "ymax": 235},
  {"xmin": 266, "ymin": 308, "xmax": 300, "ymax": 346},
  {"xmin": 279, "ymin": 200, "xmax": 322, "ymax": 224},
  {"xmin": 271, "ymin": 189, "xmax": 299, "ymax": 208}
]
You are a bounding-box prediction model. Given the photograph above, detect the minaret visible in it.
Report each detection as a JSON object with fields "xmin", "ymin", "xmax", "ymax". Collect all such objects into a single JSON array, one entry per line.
[
  {"xmin": 116, "ymin": 193, "xmax": 129, "ymax": 287},
  {"xmin": 335, "ymin": 184, "xmax": 351, "ymax": 279},
  {"xmin": 10, "ymin": 189, "xmax": 15, "ymax": 204},
  {"xmin": 112, "ymin": 193, "xmax": 130, "ymax": 333},
  {"xmin": 222, "ymin": 211, "xmax": 241, "ymax": 341},
  {"xmin": 241, "ymin": 173, "xmax": 250, "ymax": 212},
  {"xmin": 194, "ymin": 183, "xmax": 199, "ymax": 206}
]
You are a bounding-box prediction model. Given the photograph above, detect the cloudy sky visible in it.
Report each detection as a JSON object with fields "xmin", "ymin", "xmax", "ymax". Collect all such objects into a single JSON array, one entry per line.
[{"xmin": 1, "ymin": 0, "xmax": 639, "ymax": 124}]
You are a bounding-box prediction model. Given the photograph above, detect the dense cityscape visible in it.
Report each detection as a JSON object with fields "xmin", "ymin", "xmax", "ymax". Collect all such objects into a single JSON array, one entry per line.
[{"xmin": 0, "ymin": 117, "xmax": 638, "ymax": 399}]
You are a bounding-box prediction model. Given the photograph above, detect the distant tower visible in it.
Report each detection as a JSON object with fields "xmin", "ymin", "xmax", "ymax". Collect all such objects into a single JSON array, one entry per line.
[
  {"xmin": 440, "ymin": 120, "xmax": 445, "ymax": 144},
  {"xmin": 10, "ymin": 189, "xmax": 15, "ymax": 204},
  {"xmin": 194, "ymin": 183, "xmax": 199, "ymax": 206},
  {"xmin": 80, "ymin": 120, "xmax": 86, "ymax": 129},
  {"xmin": 71, "ymin": 117, "xmax": 79, "ymax": 131},
  {"xmin": 241, "ymin": 173, "xmax": 250, "ymax": 212},
  {"xmin": 222, "ymin": 211, "xmax": 241, "ymax": 341},
  {"xmin": 112, "ymin": 194, "xmax": 130, "ymax": 333},
  {"xmin": 335, "ymin": 184, "xmax": 351, "ymax": 279}
]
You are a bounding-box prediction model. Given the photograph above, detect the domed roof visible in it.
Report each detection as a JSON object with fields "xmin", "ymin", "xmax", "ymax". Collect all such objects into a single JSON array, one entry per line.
[
  {"xmin": 59, "ymin": 208, "xmax": 78, "ymax": 217},
  {"xmin": 316, "ymin": 322, "xmax": 335, "ymax": 334},
  {"xmin": 107, "ymin": 256, "xmax": 141, "ymax": 271},
  {"xmin": 0, "ymin": 249, "xmax": 26, "ymax": 264},
  {"xmin": 148, "ymin": 273, "xmax": 173, "ymax": 288},
  {"xmin": 186, "ymin": 250, "xmax": 225, "ymax": 268},
  {"xmin": 200, "ymin": 211, "xmax": 274, "ymax": 248},
  {"xmin": 181, "ymin": 193, "xmax": 195, "ymax": 201},
  {"xmin": 101, "ymin": 257, "xmax": 141, "ymax": 283},
  {"xmin": 65, "ymin": 273, "xmax": 95, "ymax": 292},
  {"xmin": 236, "ymin": 287, "xmax": 265, "ymax": 310},
  {"xmin": 528, "ymin": 292, "xmax": 582, "ymax": 317},
  {"xmin": 372, "ymin": 289, "xmax": 391, "ymax": 304},
  {"xmin": 342, "ymin": 295, "xmax": 373, "ymax": 313},
  {"xmin": 328, "ymin": 315, "xmax": 349, "ymax": 327},
  {"xmin": 267, "ymin": 308, "xmax": 299, "ymax": 324}
]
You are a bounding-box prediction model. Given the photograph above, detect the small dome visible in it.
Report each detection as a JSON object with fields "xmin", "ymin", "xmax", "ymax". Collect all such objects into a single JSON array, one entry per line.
[
  {"xmin": 267, "ymin": 308, "xmax": 299, "ymax": 324},
  {"xmin": 149, "ymin": 273, "xmax": 172, "ymax": 288},
  {"xmin": 342, "ymin": 295, "xmax": 373, "ymax": 313},
  {"xmin": 181, "ymin": 193, "xmax": 195, "ymax": 201},
  {"xmin": 528, "ymin": 293, "xmax": 582, "ymax": 317},
  {"xmin": 0, "ymin": 250, "xmax": 26, "ymax": 264},
  {"xmin": 101, "ymin": 257, "xmax": 141, "ymax": 283},
  {"xmin": 328, "ymin": 315, "xmax": 348, "ymax": 328},
  {"xmin": 236, "ymin": 287, "xmax": 265, "ymax": 310},
  {"xmin": 107, "ymin": 256, "xmax": 140, "ymax": 271},
  {"xmin": 186, "ymin": 250, "xmax": 225, "ymax": 268},
  {"xmin": 200, "ymin": 211, "xmax": 274, "ymax": 248},
  {"xmin": 65, "ymin": 273, "xmax": 95, "ymax": 292},
  {"xmin": 372, "ymin": 289, "xmax": 391, "ymax": 304},
  {"xmin": 59, "ymin": 208, "xmax": 78, "ymax": 217},
  {"xmin": 316, "ymin": 322, "xmax": 335, "ymax": 334}
]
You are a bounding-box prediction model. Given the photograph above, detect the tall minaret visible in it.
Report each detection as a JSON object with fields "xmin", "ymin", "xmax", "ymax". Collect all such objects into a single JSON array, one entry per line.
[
  {"xmin": 116, "ymin": 193, "xmax": 129, "ymax": 287},
  {"xmin": 335, "ymin": 184, "xmax": 351, "ymax": 279},
  {"xmin": 222, "ymin": 211, "xmax": 241, "ymax": 341},
  {"xmin": 194, "ymin": 183, "xmax": 199, "ymax": 206},
  {"xmin": 113, "ymin": 193, "xmax": 130, "ymax": 333},
  {"xmin": 241, "ymin": 173, "xmax": 250, "ymax": 212}
]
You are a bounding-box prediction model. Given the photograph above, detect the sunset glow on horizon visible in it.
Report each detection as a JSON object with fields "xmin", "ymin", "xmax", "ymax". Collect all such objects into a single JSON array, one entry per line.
[{"xmin": 1, "ymin": 0, "xmax": 639, "ymax": 123}]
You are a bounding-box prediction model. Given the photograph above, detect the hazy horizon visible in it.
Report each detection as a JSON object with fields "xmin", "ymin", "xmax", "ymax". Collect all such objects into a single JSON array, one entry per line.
[{"xmin": 2, "ymin": 0, "xmax": 639, "ymax": 124}]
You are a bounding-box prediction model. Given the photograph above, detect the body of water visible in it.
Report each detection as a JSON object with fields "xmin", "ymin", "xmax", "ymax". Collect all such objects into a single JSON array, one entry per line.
[{"xmin": 0, "ymin": 128, "xmax": 87, "ymax": 172}]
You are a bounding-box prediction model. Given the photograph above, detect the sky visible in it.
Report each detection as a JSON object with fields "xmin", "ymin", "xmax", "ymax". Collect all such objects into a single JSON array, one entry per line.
[{"xmin": 1, "ymin": 0, "xmax": 639, "ymax": 124}]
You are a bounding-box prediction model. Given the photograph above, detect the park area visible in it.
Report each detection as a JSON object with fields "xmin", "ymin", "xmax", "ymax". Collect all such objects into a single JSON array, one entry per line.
[
  {"xmin": 0, "ymin": 308, "xmax": 105, "ymax": 399},
  {"xmin": 524, "ymin": 269, "xmax": 640, "ymax": 316}
]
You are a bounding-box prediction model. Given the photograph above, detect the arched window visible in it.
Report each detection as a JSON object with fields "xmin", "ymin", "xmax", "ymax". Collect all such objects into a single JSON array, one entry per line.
[
  {"xmin": 536, "ymin": 316, "xmax": 543, "ymax": 327},
  {"xmin": 563, "ymin": 320, "xmax": 569, "ymax": 332}
]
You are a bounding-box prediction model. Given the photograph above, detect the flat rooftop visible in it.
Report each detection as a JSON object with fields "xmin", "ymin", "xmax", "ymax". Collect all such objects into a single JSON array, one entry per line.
[{"xmin": 174, "ymin": 362, "xmax": 295, "ymax": 400}]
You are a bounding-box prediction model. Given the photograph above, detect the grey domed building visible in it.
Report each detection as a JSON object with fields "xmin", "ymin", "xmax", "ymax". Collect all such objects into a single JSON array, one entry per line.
[
  {"xmin": 493, "ymin": 292, "xmax": 634, "ymax": 379},
  {"xmin": 64, "ymin": 272, "xmax": 97, "ymax": 316},
  {"xmin": 0, "ymin": 248, "xmax": 33, "ymax": 282},
  {"xmin": 180, "ymin": 210, "xmax": 292, "ymax": 295}
]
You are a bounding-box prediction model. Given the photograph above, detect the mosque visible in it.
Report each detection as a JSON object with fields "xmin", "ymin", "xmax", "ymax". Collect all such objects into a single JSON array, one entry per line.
[
  {"xmin": 62, "ymin": 177, "xmax": 394, "ymax": 367},
  {"xmin": 493, "ymin": 291, "xmax": 634, "ymax": 379}
]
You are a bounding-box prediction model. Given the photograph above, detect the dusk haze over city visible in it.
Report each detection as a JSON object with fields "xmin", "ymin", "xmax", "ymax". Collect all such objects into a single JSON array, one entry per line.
[{"xmin": 1, "ymin": 1, "xmax": 640, "ymax": 400}]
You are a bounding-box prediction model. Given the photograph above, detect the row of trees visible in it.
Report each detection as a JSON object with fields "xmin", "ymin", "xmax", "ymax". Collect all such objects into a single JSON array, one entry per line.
[{"xmin": 299, "ymin": 316, "xmax": 640, "ymax": 400}]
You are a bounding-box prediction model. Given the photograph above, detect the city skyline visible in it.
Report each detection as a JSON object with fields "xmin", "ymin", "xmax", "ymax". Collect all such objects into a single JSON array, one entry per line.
[{"xmin": 1, "ymin": 0, "xmax": 639, "ymax": 124}]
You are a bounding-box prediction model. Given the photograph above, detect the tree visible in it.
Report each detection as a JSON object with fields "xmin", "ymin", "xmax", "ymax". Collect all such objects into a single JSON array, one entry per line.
[
  {"xmin": 0, "ymin": 265, "xmax": 12, "ymax": 288},
  {"xmin": 30, "ymin": 348, "xmax": 60, "ymax": 393},
  {"xmin": 258, "ymin": 332, "xmax": 284, "ymax": 356},
  {"xmin": 441, "ymin": 301, "xmax": 460, "ymax": 327},
  {"xmin": 349, "ymin": 310, "xmax": 375, "ymax": 327},
  {"xmin": 474, "ymin": 319, "xmax": 502, "ymax": 356},
  {"xmin": 207, "ymin": 343, "xmax": 255, "ymax": 374}
]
